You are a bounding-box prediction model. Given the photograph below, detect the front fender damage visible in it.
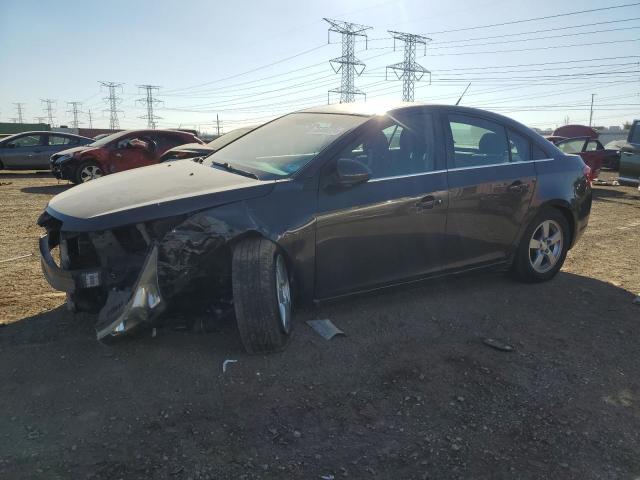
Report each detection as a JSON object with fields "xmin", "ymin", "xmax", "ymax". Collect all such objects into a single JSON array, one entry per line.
[
  {"xmin": 39, "ymin": 203, "xmax": 266, "ymax": 341},
  {"xmin": 96, "ymin": 243, "xmax": 164, "ymax": 340}
]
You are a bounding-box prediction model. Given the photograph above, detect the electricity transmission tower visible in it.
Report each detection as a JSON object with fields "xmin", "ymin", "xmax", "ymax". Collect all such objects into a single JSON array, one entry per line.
[
  {"xmin": 100, "ymin": 81, "xmax": 124, "ymax": 130},
  {"xmin": 137, "ymin": 85, "xmax": 163, "ymax": 129},
  {"xmin": 67, "ymin": 101, "xmax": 82, "ymax": 128},
  {"xmin": 386, "ymin": 31, "xmax": 431, "ymax": 102},
  {"xmin": 88, "ymin": 109, "xmax": 93, "ymax": 129},
  {"xmin": 41, "ymin": 99, "xmax": 56, "ymax": 126},
  {"xmin": 324, "ymin": 18, "xmax": 372, "ymax": 104},
  {"xmin": 13, "ymin": 103, "xmax": 25, "ymax": 123},
  {"xmin": 34, "ymin": 116, "xmax": 48, "ymax": 124}
]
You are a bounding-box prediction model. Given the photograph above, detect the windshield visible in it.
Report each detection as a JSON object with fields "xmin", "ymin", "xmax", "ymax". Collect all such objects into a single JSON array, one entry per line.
[
  {"xmin": 206, "ymin": 127, "xmax": 254, "ymax": 150},
  {"xmin": 207, "ymin": 113, "xmax": 368, "ymax": 178},
  {"xmin": 89, "ymin": 131, "xmax": 130, "ymax": 147}
]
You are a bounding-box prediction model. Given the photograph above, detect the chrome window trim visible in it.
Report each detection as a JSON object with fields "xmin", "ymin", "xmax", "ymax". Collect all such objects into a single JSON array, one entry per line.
[
  {"xmin": 369, "ymin": 169, "xmax": 447, "ymax": 182},
  {"xmin": 367, "ymin": 158, "xmax": 555, "ymax": 181},
  {"xmin": 448, "ymin": 158, "xmax": 554, "ymax": 172}
]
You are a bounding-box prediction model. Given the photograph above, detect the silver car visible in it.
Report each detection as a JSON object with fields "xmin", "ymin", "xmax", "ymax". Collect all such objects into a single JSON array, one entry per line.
[{"xmin": 0, "ymin": 131, "xmax": 93, "ymax": 170}]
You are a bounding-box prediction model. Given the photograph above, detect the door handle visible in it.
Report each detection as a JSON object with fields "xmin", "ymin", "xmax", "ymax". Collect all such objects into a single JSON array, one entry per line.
[
  {"xmin": 416, "ymin": 195, "xmax": 442, "ymax": 209},
  {"xmin": 507, "ymin": 181, "xmax": 525, "ymax": 193}
]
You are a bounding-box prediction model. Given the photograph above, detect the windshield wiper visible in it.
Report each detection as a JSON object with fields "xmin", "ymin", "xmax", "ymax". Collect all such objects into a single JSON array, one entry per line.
[{"xmin": 212, "ymin": 161, "xmax": 259, "ymax": 179}]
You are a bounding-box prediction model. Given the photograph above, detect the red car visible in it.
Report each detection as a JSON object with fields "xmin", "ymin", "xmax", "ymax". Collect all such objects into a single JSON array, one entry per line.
[
  {"xmin": 546, "ymin": 136, "xmax": 620, "ymax": 180},
  {"xmin": 50, "ymin": 130, "xmax": 203, "ymax": 183}
]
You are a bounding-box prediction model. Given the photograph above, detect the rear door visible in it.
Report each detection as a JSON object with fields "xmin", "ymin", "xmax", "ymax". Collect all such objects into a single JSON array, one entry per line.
[
  {"xmin": 443, "ymin": 113, "xmax": 536, "ymax": 268},
  {"xmin": 620, "ymin": 120, "xmax": 640, "ymax": 182},
  {"xmin": 1, "ymin": 134, "xmax": 47, "ymax": 169},
  {"xmin": 315, "ymin": 110, "xmax": 449, "ymax": 298},
  {"xmin": 42, "ymin": 134, "xmax": 81, "ymax": 168}
]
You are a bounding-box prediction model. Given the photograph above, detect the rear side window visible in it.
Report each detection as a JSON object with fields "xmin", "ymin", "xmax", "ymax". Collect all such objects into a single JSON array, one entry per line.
[
  {"xmin": 630, "ymin": 121, "xmax": 640, "ymax": 144},
  {"xmin": 532, "ymin": 144, "xmax": 549, "ymax": 160},
  {"xmin": 49, "ymin": 135, "xmax": 76, "ymax": 146},
  {"xmin": 557, "ymin": 139, "xmax": 585, "ymax": 154},
  {"xmin": 447, "ymin": 115, "xmax": 509, "ymax": 168},
  {"xmin": 508, "ymin": 130, "xmax": 531, "ymax": 162}
]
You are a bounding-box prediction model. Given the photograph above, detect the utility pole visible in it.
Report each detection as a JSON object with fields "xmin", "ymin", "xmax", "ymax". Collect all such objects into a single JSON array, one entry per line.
[
  {"xmin": 13, "ymin": 103, "xmax": 25, "ymax": 123},
  {"xmin": 324, "ymin": 18, "xmax": 372, "ymax": 103},
  {"xmin": 99, "ymin": 81, "xmax": 124, "ymax": 130},
  {"xmin": 216, "ymin": 114, "xmax": 221, "ymax": 136},
  {"xmin": 41, "ymin": 99, "xmax": 56, "ymax": 126},
  {"xmin": 386, "ymin": 31, "xmax": 431, "ymax": 102},
  {"xmin": 88, "ymin": 109, "xmax": 93, "ymax": 129},
  {"xmin": 137, "ymin": 84, "xmax": 163, "ymax": 129},
  {"xmin": 67, "ymin": 101, "xmax": 82, "ymax": 128},
  {"xmin": 589, "ymin": 93, "xmax": 595, "ymax": 127}
]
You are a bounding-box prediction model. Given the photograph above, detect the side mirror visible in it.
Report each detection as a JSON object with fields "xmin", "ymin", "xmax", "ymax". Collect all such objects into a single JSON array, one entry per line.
[{"xmin": 334, "ymin": 158, "xmax": 371, "ymax": 187}]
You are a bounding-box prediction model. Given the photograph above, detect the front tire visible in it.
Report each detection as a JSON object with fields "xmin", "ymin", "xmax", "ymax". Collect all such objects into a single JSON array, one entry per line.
[
  {"xmin": 74, "ymin": 160, "xmax": 103, "ymax": 184},
  {"xmin": 512, "ymin": 209, "xmax": 570, "ymax": 283},
  {"xmin": 232, "ymin": 238, "xmax": 292, "ymax": 354}
]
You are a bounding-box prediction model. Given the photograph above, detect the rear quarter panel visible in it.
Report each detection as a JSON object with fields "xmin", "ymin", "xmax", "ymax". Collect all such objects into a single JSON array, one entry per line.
[{"xmin": 518, "ymin": 155, "xmax": 591, "ymax": 249}]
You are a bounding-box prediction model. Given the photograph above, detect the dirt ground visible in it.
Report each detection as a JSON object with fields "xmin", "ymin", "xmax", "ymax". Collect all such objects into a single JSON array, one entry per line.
[{"xmin": 1, "ymin": 170, "xmax": 639, "ymax": 479}]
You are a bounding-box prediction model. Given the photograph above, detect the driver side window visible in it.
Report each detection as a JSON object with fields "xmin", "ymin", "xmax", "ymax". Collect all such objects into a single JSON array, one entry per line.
[{"xmin": 335, "ymin": 113, "xmax": 436, "ymax": 179}]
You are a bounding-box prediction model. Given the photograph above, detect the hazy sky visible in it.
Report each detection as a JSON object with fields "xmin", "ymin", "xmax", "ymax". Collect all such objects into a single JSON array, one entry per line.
[{"xmin": 1, "ymin": 0, "xmax": 638, "ymax": 133}]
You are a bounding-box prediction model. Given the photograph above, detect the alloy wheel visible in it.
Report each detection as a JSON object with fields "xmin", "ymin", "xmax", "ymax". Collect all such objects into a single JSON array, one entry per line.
[
  {"xmin": 275, "ymin": 254, "xmax": 291, "ymax": 334},
  {"xmin": 80, "ymin": 165, "xmax": 103, "ymax": 182},
  {"xmin": 528, "ymin": 219, "xmax": 563, "ymax": 274}
]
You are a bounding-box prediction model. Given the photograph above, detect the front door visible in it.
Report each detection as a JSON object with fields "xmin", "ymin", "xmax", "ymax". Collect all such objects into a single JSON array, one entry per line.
[
  {"xmin": 108, "ymin": 136, "xmax": 155, "ymax": 173},
  {"xmin": 1, "ymin": 134, "xmax": 47, "ymax": 169},
  {"xmin": 443, "ymin": 113, "xmax": 536, "ymax": 268},
  {"xmin": 315, "ymin": 111, "xmax": 449, "ymax": 298}
]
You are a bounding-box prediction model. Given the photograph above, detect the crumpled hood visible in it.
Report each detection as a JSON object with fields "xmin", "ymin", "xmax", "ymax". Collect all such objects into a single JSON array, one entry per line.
[{"xmin": 46, "ymin": 160, "xmax": 275, "ymax": 231}]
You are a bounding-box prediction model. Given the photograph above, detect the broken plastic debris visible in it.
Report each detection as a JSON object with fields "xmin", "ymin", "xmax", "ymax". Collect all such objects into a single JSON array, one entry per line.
[
  {"xmin": 306, "ymin": 319, "xmax": 345, "ymax": 340},
  {"xmin": 482, "ymin": 338, "xmax": 514, "ymax": 352},
  {"xmin": 0, "ymin": 253, "xmax": 32, "ymax": 263},
  {"xmin": 222, "ymin": 359, "xmax": 238, "ymax": 373},
  {"xmin": 320, "ymin": 475, "xmax": 335, "ymax": 480}
]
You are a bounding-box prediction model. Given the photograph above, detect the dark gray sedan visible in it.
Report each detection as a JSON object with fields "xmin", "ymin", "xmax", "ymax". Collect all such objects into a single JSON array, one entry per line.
[
  {"xmin": 0, "ymin": 131, "xmax": 93, "ymax": 170},
  {"xmin": 38, "ymin": 102, "xmax": 592, "ymax": 353}
]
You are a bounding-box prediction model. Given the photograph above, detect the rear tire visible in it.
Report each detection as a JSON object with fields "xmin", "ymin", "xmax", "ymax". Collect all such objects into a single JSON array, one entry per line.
[
  {"xmin": 232, "ymin": 238, "xmax": 292, "ymax": 354},
  {"xmin": 74, "ymin": 160, "xmax": 103, "ymax": 184},
  {"xmin": 511, "ymin": 208, "xmax": 570, "ymax": 283}
]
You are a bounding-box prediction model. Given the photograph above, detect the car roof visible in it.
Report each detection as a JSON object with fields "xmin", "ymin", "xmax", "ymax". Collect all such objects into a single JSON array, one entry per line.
[{"xmin": 295, "ymin": 102, "xmax": 541, "ymax": 138}]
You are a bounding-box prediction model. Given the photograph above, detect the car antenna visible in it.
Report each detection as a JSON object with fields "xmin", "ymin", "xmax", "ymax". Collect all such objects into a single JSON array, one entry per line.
[{"xmin": 455, "ymin": 83, "xmax": 471, "ymax": 106}]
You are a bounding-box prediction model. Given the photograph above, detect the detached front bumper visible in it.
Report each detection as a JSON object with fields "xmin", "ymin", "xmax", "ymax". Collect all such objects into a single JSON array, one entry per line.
[{"xmin": 39, "ymin": 233, "xmax": 166, "ymax": 341}]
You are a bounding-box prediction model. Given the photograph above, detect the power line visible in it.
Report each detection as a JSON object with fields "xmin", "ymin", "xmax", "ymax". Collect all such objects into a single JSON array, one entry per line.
[
  {"xmin": 386, "ymin": 30, "xmax": 431, "ymax": 101},
  {"xmin": 163, "ymin": 44, "xmax": 328, "ymax": 94},
  {"xmin": 324, "ymin": 18, "xmax": 373, "ymax": 103},
  {"xmin": 12, "ymin": 103, "xmax": 25, "ymax": 123},
  {"xmin": 66, "ymin": 101, "xmax": 82, "ymax": 128},
  {"xmin": 40, "ymin": 99, "xmax": 56, "ymax": 126},
  {"xmin": 137, "ymin": 85, "xmax": 163, "ymax": 129},
  {"xmin": 33, "ymin": 116, "xmax": 47, "ymax": 124},
  {"xmin": 99, "ymin": 81, "xmax": 123, "ymax": 130},
  {"xmin": 422, "ymin": 2, "xmax": 640, "ymax": 35}
]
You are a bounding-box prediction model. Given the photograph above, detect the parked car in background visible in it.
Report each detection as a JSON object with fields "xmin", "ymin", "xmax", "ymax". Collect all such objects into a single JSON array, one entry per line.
[
  {"xmin": 160, "ymin": 126, "xmax": 255, "ymax": 162},
  {"xmin": 38, "ymin": 103, "xmax": 592, "ymax": 353},
  {"xmin": 0, "ymin": 131, "xmax": 93, "ymax": 170},
  {"xmin": 550, "ymin": 136, "xmax": 620, "ymax": 176},
  {"xmin": 618, "ymin": 119, "xmax": 640, "ymax": 186},
  {"xmin": 50, "ymin": 129, "xmax": 203, "ymax": 183}
]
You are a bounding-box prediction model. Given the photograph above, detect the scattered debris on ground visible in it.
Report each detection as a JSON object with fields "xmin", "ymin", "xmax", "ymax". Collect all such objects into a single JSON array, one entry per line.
[{"xmin": 306, "ymin": 319, "xmax": 346, "ymax": 340}]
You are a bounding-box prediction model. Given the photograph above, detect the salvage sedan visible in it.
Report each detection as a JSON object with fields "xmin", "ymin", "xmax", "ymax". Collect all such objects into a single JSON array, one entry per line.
[{"xmin": 38, "ymin": 103, "xmax": 592, "ymax": 353}]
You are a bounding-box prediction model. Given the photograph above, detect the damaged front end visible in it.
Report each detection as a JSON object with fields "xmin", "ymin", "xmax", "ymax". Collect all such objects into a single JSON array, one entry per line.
[{"xmin": 38, "ymin": 214, "xmax": 173, "ymax": 341}]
